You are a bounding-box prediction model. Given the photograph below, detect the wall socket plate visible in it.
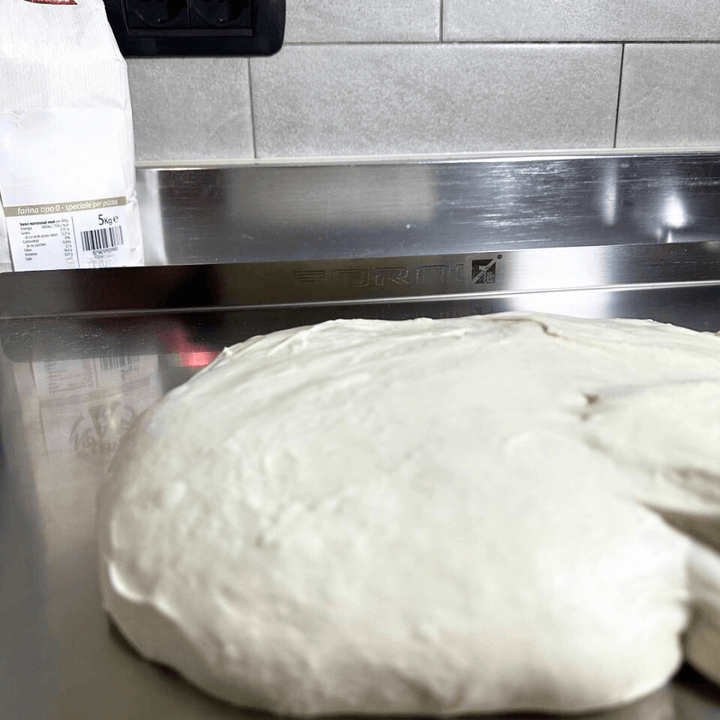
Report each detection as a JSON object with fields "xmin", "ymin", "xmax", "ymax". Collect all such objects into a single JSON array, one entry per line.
[{"xmin": 103, "ymin": 0, "xmax": 285, "ymax": 57}]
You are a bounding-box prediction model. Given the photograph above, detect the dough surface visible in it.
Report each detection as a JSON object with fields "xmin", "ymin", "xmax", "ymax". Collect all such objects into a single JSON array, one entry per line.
[{"xmin": 98, "ymin": 312, "xmax": 720, "ymax": 715}]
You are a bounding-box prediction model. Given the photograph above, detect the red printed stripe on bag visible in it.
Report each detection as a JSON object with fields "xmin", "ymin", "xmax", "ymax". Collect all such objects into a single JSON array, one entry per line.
[{"xmin": 24, "ymin": 0, "xmax": 78, "ymax": 5}]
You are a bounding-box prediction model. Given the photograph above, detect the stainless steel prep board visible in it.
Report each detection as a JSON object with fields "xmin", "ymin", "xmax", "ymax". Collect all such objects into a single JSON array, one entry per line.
[{"xmin": 3, "ymin": 153, "xmax": 720, "ymax": 719}]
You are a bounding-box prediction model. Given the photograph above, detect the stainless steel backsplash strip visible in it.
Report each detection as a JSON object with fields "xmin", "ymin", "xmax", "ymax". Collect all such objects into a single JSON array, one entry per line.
[
  {"xmin": 137, "ymin": 153, "xmax": 720, "ymax": 265},
  {"xmin": 4, "ymin": 153, "xmax": 720, "ymax": 318},
  {"xmin": 2, "ymin": 243, "xmax": 720, "ymax": 319}
]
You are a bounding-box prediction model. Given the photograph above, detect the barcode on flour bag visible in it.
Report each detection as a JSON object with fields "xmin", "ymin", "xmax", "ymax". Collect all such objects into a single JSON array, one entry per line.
[
  {"xmin": 98, "ymin": 354, "xmax": 139, "ymax": 372},
  {"xmin": 81, "ymin": 226, "xmax": 125, "ymax": 252}
]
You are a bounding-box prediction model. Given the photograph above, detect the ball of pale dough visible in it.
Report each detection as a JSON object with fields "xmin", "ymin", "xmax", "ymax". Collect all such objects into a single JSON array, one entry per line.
[{"xmin": 98, "ymin": 312, "xmax": 720, "ymax": 715}]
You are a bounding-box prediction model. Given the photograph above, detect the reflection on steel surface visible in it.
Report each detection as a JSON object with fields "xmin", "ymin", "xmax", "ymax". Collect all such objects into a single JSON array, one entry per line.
[
  {"xmin": 504, "ymin": 289, "xmax": 615, "ymax": 319},
  {"xmin": 24, "ymin": 354, "xmax": 162, "ymax": 467},
  {"xmin": 663, "ymin": 194, "xmax": 687, "ymax": 231},
  {"xmin": 134, "ymin": 154, "xmax": 720, "ymax": 266},
  {"xmin": 600, "ymin": 161, "xmax": 618, "ymax": 227}
]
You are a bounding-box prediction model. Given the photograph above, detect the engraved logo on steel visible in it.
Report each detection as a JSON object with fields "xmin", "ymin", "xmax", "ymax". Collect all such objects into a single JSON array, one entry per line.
[
  {"xmin": 373, "ymin": 267, "xmax": 409, "ymax": 286},
  {"xmin": 415, "ymin": 265, "xmax": 449, "ymax": 284},
  {"xmin": 292, "ymin": 262, "xmax": 471, "ymax": 288},
  {"xmin": 333, "ymin": 269, "xmax": 370, "ymax": 287},
  {"xmin": 293, "ymin": 270, "xmax": 327, "ymax": 284},
  {"xmin": 472, "ymin": 255, "xmax": 502, "ymax": 284}
]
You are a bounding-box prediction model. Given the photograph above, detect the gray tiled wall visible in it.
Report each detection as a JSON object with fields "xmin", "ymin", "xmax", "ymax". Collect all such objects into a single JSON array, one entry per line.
[{"xmin": 126, "ymin": 1, "xmax": 720, "ymax": 163}]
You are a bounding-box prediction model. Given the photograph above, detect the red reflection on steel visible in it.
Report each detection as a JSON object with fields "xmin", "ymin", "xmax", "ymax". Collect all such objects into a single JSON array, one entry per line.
[
  {"xmin": 180, "ymin": 350, "xmax": 220, "ymax": 368},
  {"xmin": 154, "ymin": 323, "xmax": 220, "ymax": 368}
]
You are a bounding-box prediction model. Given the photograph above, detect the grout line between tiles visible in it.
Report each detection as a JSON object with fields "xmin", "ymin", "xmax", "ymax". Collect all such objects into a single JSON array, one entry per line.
[
  {"xmin": 247, "ymin": 58, "xmax": 258, "ymax": 159},
  {"xmin": 613, "ymin": 44, "xmax": 625, "ymax": 148},
  {"xmin": 445, "ymin": 39, "xmax": 720, "ymax": 45},
  {"xmin": 282, "ymin": 40, "xmax": 720, "ymax": 47},
  {"xmin": 439, "ymin": 0, "xmax": 444, "ymax": 42}
]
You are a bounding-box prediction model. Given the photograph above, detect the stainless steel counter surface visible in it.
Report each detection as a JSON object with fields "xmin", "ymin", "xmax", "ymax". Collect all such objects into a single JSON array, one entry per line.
[
  {"xmin": 5, "ymin": 151, "xmax": 720, "ymax": 718},
  {"xmin": 4, "ymin": 287, "xmax": 720, "ymax": 720}
]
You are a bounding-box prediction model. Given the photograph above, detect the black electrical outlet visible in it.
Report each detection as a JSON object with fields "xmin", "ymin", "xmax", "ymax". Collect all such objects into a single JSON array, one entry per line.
[
  {"xmin": 125, "ymin": 0, "xmax": 189, "ymax": 29},
  {"xmin": 188, "ymin": 0, "xmax": 251, "ymax": 29},
  {"xmin": 103, "ymin": 0, "xmax": 285, "ymax": 56}
]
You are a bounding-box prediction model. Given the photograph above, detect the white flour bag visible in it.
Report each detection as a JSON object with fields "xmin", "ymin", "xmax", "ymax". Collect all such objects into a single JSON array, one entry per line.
[{"xmin": 0, "ymin": 0, "xmax": 143, "ymax": 272}]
